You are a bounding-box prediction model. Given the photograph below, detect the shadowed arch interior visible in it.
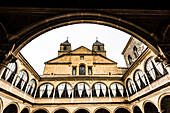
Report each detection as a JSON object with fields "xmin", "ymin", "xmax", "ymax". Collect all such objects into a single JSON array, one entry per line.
[
  {"xmin": 133, "ymin": 106, "xmax": 142, "ymax": 113},
  {"xmin": 21, "ymin": 108, "xmax": 29, "ymax": 113},
  {"xmin": 115, "ymin": 108, "xmax": 130, "ymax": 113},
  {"xmin": 54, "ymin": 109, "xmax": 69, "ymax": 113},
  {"xmin": 3, "ymin": 104, "xmax": 18, "ymax": 113},
  {"xmin": 144, "ymin": 102, "xmax": 159, "ymax": 113},
  {"xmin": 161, "ymin": 95, "xmax": 170, "ymax": 113},
  {"xmin": 33, "ymin": 109, "xmax": 47, "ymax": 113},
  {"xmin": 95, "ymin": 108, "xmax": 110, "ymax": 113},
  {"xmin": 75, "ymin": 109, "xmax": 89, "ymax": 113}
]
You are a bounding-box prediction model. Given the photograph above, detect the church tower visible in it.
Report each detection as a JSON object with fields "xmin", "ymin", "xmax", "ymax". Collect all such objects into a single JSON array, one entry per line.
[
  {"xmin": 92, "ymin": 38, "xmax": 106, "ymax": 56},
  {"xmin": 58, "ymin": 38, "xmax": 71, "ymax": 56}
]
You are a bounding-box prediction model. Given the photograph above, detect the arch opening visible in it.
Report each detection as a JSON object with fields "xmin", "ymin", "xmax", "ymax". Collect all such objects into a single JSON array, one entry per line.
[
  {"xmin": 3, "ymin": 104, "xmax": 18, "ymax": 113},
  {"xmin": 33, "ymin": 109, "xmax": 48, "ymax": 113},
  {"xmin": 21, "ymin": 108, "xmax": 29, "ymax": 113},
  {"xmin": 13, "ymin": 13, "xmax": 160, "ymax": 57},
  {"xmin": 133, "ymin": 106, "xmax": 142, "ymax": 113},
  {"xmin": 115, "ymin": 108, "xmax": 130, "ymax": 113},
  {"xmin": 161, "ymin": 95, "xmax": 170, "ymax": 113},
  {"xmin": 54, "ymin": 109, "xmax": 69, "ymax": 113},
  {"xmin": 144, "ymin": 102, "xmax": 159, "ymax": 113},
  {"xmin": 75, "ymin": 109, "xmax": 89, "ymax": 113},
  {"xmin": 95, "ymin": 108, "xmax": 110, "ymax": 113}
]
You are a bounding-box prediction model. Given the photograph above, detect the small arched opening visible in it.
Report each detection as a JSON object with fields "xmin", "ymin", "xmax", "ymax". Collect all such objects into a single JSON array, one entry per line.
[
  {"xmin": 115, "ymin": 108, "xmax": 130, "ymax": 113},
  {"xmin": 54, "ymin": 109, "xmax": 69, "ymax": 113},
  {"xmin": 33, "ymin": 109, "xmax": 48, "ymax": 113},
  {"xmin": 75, "ymin": 109, "xmax": 89, "ymax": 113},
  {"xmin": 133, "ymin": 106, "xmax": 142, "ymax": 113},
  {"xmin": 3, "ymin": 104, "xmax": 18, "ymax": 113},
  {"xmin": 144, "ymin": 102, "xmax": 159, "ymax": 113},
  {"xmin": 21, "ymin": 108, "xmax": 29, "ymax": 113},
  {"xmin": 95, "ymin": 108, "xmax": 110, "ymax": 113}
]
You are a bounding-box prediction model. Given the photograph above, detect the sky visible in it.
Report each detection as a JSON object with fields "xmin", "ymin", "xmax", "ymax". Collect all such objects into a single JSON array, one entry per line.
[{"xmin": 20, "ymin": 23, "xmax": 131, "ymax": 75}]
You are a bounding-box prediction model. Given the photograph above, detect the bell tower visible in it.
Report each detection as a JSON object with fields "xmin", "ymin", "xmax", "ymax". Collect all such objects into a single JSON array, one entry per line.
[
  {"xmin": 92, "ymin": 37, "xmax": 106, "ymax": 56},
  {"xmin": 58, "ymin": 38, "xmax": 71, "ymax": 56}
]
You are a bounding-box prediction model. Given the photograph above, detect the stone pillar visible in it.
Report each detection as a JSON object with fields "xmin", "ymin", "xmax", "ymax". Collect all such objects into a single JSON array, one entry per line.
[{"xmin": 71, "ymin": 89, "xmax": 74, "ymax": 102}]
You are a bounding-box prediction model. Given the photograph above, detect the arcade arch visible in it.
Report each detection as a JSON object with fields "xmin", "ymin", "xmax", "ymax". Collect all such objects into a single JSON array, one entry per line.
[
  {"xmin": 74, "ymin": 109, "xmax": 90, "ymax": 113},
  {"xmin": 54, "ymin": 109, "xmax": 69, "ymax": 113},
  {"xmin": 144, "ymin": 102, "xmax": 159, "ymax": 113},
  {"xmin": 114, "ymin": 108, "xmax": 130, "ymax": 113},
  {"xmin": 94, "ymin": 108, "xmax": 110, "ymax": 113},
  {"xmin": 133, "ymin": 106, "xmax": 142, "ymax": 113},
  {"xmin": 3, "ymin": 104, "xmax": 18, "ymax": 113},
  {"xmin": 21, "ymin": 108, "xmax": 29, "ymax": 113},
  {"xmin": 160, "ymin": 95, "xmax": 170, "ymax": 113},
  {"xmin": 12, "ymin": 12, "xmax": 160, "ymax": 58}
]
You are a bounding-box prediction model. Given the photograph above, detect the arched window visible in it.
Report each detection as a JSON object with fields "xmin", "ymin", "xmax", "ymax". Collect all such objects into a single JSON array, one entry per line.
[
  {"xmin": 145, "ymin": 57, "xmax": 166, "ymax": 83},
  {"xmin": 110, "ymin": 83, "xmax": 127, "ymax": 97},
  {"xmin": 133, "ymin": 46, "xmax": 139, "ymax": 58},
  {"xmin": 26, "ymin": 79, "xmax": 37, "ymax": 96},
  {"xmin": 79, "ymin": 64, "xmax": 85, "ymax": 75},
  {"xmin": 74, "ymin": 82, "xmax": 90, "ymax": 98},
  {"xmin": 14, "ymin": 70, "xmax": 28, "ymax": 91},
  {"xmin": 72, "ymin": 67, "xmax": 76, "ymax": 75},
  {"xmin": 55, "ymin": 83, "xmax": 72, "ymax": 98},
  {"xmin": 134, "ymin": 70, "xmax": 148, "ymax": 90},
  {"xmin": 88, "ymin": 67, "xmax": 92, "ymax": 75},
  {"xmin": 36, "ymin": 83, "xmax": 54, "ymax": 98},
  {"xmin": 92, "ymin": 82, "xmax": 109, "ymax": 97},
  {"xmin": 128, "ymin": 55, "xmax": 133, "ymax": 65},
  {"xmin": 126, "ymin": 79, "xmax": 137, "ymax": 96},
  {"xmin": 2, "ymin": 62, "xmax": 17, "ymax": 83}
]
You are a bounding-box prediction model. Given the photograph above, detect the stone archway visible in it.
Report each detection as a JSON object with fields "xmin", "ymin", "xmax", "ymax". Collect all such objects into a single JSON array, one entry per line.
[
  {"xmin": 161, "ymin": 95, "xmax": 170, "ymax": 113},
  {"xmin": 11, "ymin": 12, "xmax": 160, "ymax": 56},
  {"xmin": 115, "ymin": 108, "xmax": 130, "ymax": 113},
  {"xmin": 144, "ymin": 102, "xmax": 159, "ymax": 113},
  {"xmin": 3, "ymin": 104, "xmax": 18, "ymax": 113},
  {"xmin": 133, "ymin": 106, "xmax": 142, "ymax": 113}
]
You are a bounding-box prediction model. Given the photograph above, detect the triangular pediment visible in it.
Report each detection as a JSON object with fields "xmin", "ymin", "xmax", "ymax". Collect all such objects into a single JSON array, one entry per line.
[
  {"xmin": 71, "ymin": 46, "xmax": 92, "ymax": 54},
  {"xmin": 45, "ymin": 46, "xmax": 117, "ymax": 64},
  {"xmin": 45, "ymin": 55, "xmax": 71, "ymax": 64}
]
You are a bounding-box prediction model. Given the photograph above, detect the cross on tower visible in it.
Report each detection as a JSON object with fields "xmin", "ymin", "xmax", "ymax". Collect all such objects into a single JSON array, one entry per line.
[{"xmin": 96, "ymin": 37, "xmax": 98, "ymax": 41}]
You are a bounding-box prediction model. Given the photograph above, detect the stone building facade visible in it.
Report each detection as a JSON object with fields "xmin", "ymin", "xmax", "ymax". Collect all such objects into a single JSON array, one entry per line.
[{"xmin": 0, "ymin": 37, "xmax": 170, "ymax": 113}]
